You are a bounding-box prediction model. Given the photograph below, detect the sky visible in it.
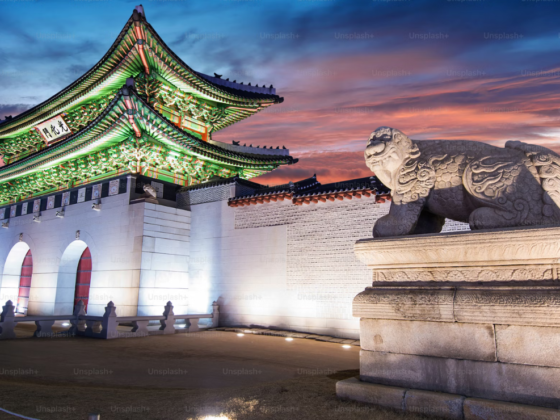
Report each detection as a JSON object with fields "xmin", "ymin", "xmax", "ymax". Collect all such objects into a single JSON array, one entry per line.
[{"xmin": 1, "ymin": 0, "xmax": 559, "ymax": 185}]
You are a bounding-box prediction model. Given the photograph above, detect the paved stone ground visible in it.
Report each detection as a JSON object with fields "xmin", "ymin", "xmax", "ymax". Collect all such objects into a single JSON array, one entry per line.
[{"xmin": 0, "ymin": 328, "xmax": 428, "ymax": 420}]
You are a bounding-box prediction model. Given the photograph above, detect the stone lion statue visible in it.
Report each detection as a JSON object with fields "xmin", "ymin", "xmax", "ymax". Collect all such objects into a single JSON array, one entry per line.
[{"xmin": 365, "ymin": 127, "xmax": 560, "ymax": 237}]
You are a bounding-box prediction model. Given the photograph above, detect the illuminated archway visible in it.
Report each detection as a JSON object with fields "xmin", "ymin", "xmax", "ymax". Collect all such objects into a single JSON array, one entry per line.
[
  {"xmin": 55, "ymin": 240, "xmax": 89, "ymax": 315},
  {"xmin": 17, "ymin": 250, "xmax": 33, "ymax": 314},
  {"xmin": 1, "ymin": 242, "xmax": 31, "ymax": 309},
  {"xmin": 74, "ymin": 247, "xmax": 92, "ymax": 311}
]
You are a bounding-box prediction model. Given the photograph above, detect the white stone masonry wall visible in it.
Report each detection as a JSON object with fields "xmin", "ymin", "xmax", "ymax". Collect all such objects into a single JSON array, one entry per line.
[
  {"xmin": 187, "ymin": 184, "xmax": 469, "ymax": 339},
  {"xmin": 0, "ymin": 191, "xmax": 191, "ymax": 317},
  {"xmin": 138, "ymin": 203, "xmax": 191, "ymax": 315}
]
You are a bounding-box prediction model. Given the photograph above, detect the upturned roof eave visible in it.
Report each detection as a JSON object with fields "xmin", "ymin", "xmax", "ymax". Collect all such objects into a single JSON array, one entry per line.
[
  {"xmin": 0, "ymin": 17, "xmax": 136, "ymax": 137},
  {"xmin": 0, "ymin": 8, "xmax": 283, "ymax": 138},
  {"xmin": 0, "ymin": 87, "xmax": 296, "ymax": 182}
]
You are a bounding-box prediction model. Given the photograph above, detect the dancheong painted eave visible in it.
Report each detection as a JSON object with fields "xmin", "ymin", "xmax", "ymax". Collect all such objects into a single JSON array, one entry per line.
[
  {"xmin": 0, "ymin": 4, "xmax": 283, "ymax": 143},
  {"xmin": 0, "ymin": 85, "xmax": 296, "ymax": 205}
]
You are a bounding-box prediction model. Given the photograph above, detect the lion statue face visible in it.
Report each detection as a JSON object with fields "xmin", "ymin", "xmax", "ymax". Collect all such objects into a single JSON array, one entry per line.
[{"xmin": 365, "ymin": 127, "xmax": 416, "ymax": 190}]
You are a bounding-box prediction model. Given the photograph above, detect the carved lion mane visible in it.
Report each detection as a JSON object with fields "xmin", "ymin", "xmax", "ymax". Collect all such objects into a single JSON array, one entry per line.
[{"xmin": 364, "ymin": 126, "xmax": 560, "ymax": 236}]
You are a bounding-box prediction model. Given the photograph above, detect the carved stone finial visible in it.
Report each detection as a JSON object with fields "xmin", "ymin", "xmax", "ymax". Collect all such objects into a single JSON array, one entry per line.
[
  {"xmin": 365, "ymin": 126, "xmax": 560, "ymax": 237},
  {"xmin": 19, "ymin": 233, "xmax": 23, "ymax": 242},
  {"xmin": 76, "ymin": 230, "xmax": 80, "ymax": 239}
]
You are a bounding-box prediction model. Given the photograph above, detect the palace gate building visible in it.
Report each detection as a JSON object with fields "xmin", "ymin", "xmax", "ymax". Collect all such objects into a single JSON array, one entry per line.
[{"xmin": 0, "ymin": 6, "xmax": 468, "ymax": 338}]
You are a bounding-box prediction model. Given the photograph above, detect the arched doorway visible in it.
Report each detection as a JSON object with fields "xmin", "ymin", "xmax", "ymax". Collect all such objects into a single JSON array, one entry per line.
[
  {"xmin": 55, "ymin": 240, "xmax": 89, "ymax": 315},
  {"xmin": 16, "ymin": 249, "xmax": 33, "ymax": 314},
  {"xmin": 74, "ymin": 247, "xmax": 92, "ymax": 311},
  {"xmin": 1, "ymin": 242, "xmax": 32, "ymax": 312}
]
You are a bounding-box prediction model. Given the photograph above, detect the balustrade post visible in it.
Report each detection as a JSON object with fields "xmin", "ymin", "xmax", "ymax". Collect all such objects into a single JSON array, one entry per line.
[
  {"xmin": 34, "ymin": 320, "xmax": 55, "ymax": 337},
  {"xmin": 0, "ymin": 300, "xmax": 16, "ymax": 339},
  {"xmin": 101, "ymin": 301, "xmax": 118, "ymax": 339},
  {"xmin": 131, "ymin": 320, "xmax": 149, "ymax": 336},
  {"xmin": 187, "ymin": 318, "xmax": 200, "ymax": 332},
  {"xmin": 211, "ymin": 301, "xmax": 220, "ymax": 328},
  {"xmin": 71, "ymin": 300, "xmax": 87, "ymax": 335},
  {"xmin": 160, "ymin": 301, "xmax": 175, "ymax": 334}
]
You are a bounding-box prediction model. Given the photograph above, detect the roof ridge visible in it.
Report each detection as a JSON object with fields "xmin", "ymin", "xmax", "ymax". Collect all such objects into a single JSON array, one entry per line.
[{"xmin": 0, "ymin": 15, "xmax": 136, "ymax": 135}]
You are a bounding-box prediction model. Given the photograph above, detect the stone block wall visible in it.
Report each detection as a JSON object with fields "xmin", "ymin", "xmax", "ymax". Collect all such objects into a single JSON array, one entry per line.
[
  {"xmin": 183, "ymin": 183, "xmax": 470, "ymax": 338},
  {"xmin": 0, "ymin": 178, "xmax": 191, "ymax": 317},
  {"xmin": 138, "ymin": 203, "xmax": 191, "ymax": 315}
]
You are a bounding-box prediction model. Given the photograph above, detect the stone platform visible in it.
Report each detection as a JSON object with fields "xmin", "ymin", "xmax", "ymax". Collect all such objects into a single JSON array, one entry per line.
[{"xmin": 338, "ymin": 226, "xmax": 560, "ymax": 419}]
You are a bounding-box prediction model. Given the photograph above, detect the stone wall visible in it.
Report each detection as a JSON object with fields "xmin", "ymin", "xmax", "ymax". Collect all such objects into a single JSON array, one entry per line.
[
  {"xmin": 0, "ymin": 178, "xmax": 191, "ymax": 317},
  {"xmin": 183, "ymin": 183, "xmax": 470, "ymax": 339}
]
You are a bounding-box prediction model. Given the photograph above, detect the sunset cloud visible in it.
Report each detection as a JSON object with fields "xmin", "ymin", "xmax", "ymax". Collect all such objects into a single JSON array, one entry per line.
[{"xmin": 1, "ymin": 0, "xmax": 559, "ymax": 185}]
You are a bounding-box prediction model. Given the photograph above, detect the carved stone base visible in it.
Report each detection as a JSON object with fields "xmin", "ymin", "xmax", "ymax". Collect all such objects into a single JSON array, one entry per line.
[{"xmin": 342, "ymin": 226, "xmax": 560, "ymax": 412}]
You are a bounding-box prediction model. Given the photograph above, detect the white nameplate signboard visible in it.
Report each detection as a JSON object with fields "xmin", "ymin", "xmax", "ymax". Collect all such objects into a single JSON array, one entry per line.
[
  {"xmin": 35, "ymin": 115, "xmax": 72, "ymax": 144},
  {"xmin": 62, "ymin": 192, "xmax": 70, "ymax": 206},
  {"xmin": 77, "ymin": 188, "xmax": 86, "ymax": 203},
  {"xmin": 109, "ymin": 179, "xmax": 119, "ymax": 196}
]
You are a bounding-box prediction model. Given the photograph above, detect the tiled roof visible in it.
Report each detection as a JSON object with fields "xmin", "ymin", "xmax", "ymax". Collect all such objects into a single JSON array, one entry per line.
[
  {"xmin": 0, "ymin": 87, "xmax": 297, "ymax": 181},
  {"xmin": 293, "ymin": 176, "xmax": 389, "ymax": 198},
  {"xmin": 227, "ymin": 175, "xmax": 391, "ymax": 207},
  {"xmin": 0, "ymin": 6, "xmax": 284, "ymax": 139},
  {"xmin": 196, "ymin": 73, "xmax": 283, "ymax": 103}
]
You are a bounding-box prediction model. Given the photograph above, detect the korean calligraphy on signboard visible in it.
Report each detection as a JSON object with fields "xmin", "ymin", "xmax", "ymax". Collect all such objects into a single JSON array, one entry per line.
[{"xmin": 35, "ymin": 115, "xmax": 72, "ymax": 144}]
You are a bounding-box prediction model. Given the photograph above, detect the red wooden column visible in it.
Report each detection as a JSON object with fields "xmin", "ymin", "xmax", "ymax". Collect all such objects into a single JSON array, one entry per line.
[
  {"xmin": 74, "ymin": 248, "xmax": 92, "ymax": 311},
  {"xmin": 16, "ymin": 250, "xmax": 33, "ymax": 314}
]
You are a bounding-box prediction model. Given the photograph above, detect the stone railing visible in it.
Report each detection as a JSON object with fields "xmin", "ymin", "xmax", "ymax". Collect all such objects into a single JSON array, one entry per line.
[{"xmin": 0, "ymin": 300, "xmax": 219, "ymax": 340}]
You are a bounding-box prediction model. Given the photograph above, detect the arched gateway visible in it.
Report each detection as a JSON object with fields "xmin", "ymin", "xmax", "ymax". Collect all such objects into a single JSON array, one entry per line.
[
  {"xmin": 74, "ymin": 247, "xmax": 92, "ymax": 311},
  {"xmin": 1, "ymin": 242, "xmax": 32, "ymax": 314},
  {"xmin": 55, "ymin": 240, "xmax": 90, "ymax": 315}
]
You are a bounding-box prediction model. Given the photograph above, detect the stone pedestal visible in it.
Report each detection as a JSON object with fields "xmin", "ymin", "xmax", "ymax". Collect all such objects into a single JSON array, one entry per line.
[{"xmin": 337, "ymin": 226, "xmax": 560, "ymax": 419}]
